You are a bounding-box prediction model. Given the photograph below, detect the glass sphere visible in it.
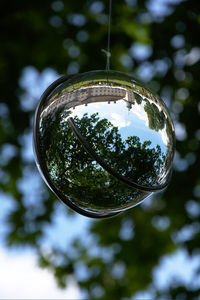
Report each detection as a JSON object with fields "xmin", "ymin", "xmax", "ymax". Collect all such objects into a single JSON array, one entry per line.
[{"xmin": 33, "ymin": 70, "xmax": 175, "ymax": 218}]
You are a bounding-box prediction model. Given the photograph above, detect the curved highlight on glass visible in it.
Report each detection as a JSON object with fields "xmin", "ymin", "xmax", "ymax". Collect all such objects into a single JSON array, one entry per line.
[{"xmin": 34, "ymin": 70, "xmax": 175, "ymax": 218}]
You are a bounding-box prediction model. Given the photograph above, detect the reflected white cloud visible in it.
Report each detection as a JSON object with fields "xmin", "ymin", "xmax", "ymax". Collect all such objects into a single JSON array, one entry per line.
[
  {"xmin": 160, "ymin": 127, "xmax": 169, "ymax": 145},
  {"xmin": 111, "ymin": 112, "xmax": 131, "ymax": 129},
  {"xmin": 131, "ymin": 103, "xmax": 148, "ymax": 125}
]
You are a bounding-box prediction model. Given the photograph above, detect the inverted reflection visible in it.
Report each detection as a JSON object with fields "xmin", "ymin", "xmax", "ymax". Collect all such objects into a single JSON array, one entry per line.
[{"xmin": 34, "ymin": 70, "xmax": 175, "ymax": 218}]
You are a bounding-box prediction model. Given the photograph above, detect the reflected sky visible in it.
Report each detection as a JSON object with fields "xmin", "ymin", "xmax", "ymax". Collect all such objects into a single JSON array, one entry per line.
[
  {"xmin": 34, "ymin": 70, "xmax": 175, "ymax": 217},
  {"xmin": 70, "ymin": 99, "xmax": 168, "ymax": 153}
]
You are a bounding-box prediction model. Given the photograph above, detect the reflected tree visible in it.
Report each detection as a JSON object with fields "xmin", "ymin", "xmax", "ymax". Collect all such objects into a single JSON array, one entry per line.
[
  {"xmin": 39, "ymin": 110, "xmax": 166, "ymax": 212},
  {"xmin": 144, "ymin": 101, "xmax": 166, "ymax": 131},
  {"xmin": 135, "ymin": 93, "xmax": 143, "ymax": 105}
]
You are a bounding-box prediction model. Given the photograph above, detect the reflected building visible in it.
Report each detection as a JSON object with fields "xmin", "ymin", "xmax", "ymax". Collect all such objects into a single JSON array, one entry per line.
[
  {"xmin": 43, "ymin": 85, "xmax": 143, "ymax": 117},
  {"xmin": 34, "ymin": 70, "xmax": 175, "ymax": 218}
]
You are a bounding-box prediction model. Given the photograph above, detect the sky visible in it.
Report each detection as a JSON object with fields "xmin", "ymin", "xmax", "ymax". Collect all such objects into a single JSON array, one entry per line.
[
  {"xmin": 0, "ymin": 247, "xmax": 80, "ymax": 299},
  {"xmin": 1, "ymin": 36, "xmax": 200, "ymax": 298},
  {"xmin": 1, "ymin": 0, "xmax": 200, "ymax": 298},
  {"xmin": 0, "ymin": 66, "xmax": 199, "ymax": 299}
]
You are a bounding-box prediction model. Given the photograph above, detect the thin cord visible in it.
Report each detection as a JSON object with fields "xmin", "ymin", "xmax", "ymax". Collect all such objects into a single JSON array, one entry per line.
[
  {"xmin": 102, "ymin": 0, "xmax": 112, "ymax": 70},
  {"xmin": 107, "ymin": 0, "xmax": 112, "ymax": 70}
]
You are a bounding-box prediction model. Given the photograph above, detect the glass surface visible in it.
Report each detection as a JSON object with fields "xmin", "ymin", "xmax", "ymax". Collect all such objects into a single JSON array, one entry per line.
[{"xmin": 34, "ymin": 70, "xmax": 175, "ymax": 218}]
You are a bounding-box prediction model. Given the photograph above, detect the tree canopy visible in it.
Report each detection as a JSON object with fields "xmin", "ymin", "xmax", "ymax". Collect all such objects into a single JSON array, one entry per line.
[{"xmin": 0, "ymin": 0, "xmax": 200, "ymax": 298}]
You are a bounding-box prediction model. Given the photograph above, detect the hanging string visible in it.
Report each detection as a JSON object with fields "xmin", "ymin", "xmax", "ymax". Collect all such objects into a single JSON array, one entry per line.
[{"xmin": 101, "ymin": 0, "xmax": 112, "ymax": 70}]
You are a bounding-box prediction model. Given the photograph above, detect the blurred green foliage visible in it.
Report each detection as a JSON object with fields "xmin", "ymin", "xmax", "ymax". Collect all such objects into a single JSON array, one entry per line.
[{"xmin": 0, "ymin": 0, "xmax": 200, "ymax": 299}]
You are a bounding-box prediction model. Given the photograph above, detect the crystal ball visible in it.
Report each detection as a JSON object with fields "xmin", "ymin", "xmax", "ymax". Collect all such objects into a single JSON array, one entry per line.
[{"xmin": 33, "ymin": 70, "xmax": 175, "ymax": 218}]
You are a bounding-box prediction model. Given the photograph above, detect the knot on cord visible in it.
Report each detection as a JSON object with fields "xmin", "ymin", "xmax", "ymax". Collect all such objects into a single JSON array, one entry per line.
[
  {"xmin": 101, "ymin": 49, "xmax": 111, "ymax": 70},
  {"xmin": 101, "ymin": 49, "xmax": 111, "ymax": 57}
]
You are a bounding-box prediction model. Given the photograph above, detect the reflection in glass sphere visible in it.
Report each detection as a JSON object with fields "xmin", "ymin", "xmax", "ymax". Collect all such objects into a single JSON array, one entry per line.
[{"xmin": 33, "ymin": 70, "xmax": 175, "ymax": 218}]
